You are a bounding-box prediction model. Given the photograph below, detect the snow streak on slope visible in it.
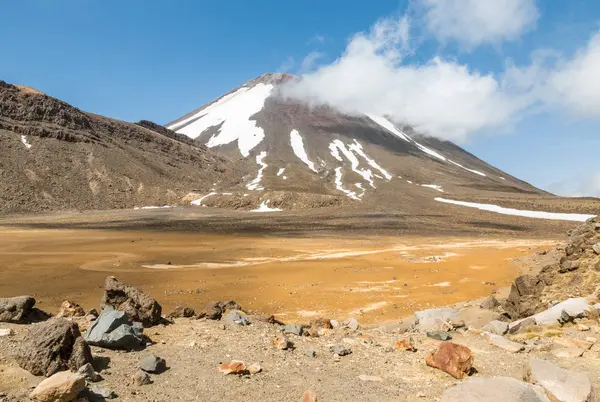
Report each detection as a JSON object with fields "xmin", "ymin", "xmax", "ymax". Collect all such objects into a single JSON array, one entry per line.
[
  {"xmin": 191, "ymin": 192, "xmax": 218, "ymax": 206},
  {"xmin": 330, "ymin": 140, "xmax": 375, "ymax": 188},
  {"xmin": 421, "ymin": 184, "xmax": 444, "ymax": 192},
  {"xmin": 277, "ymin": 168, "xmax": 285, "ymax": 176},
  {"xmin": 20, "ymin": 135, "xmax": 32, "ymax": 149},
  {"xmin": 251, "ymin": 200, "xmax": 282, "ymax": 212},
  {"xmin": 247, "ymin": 151, "xmax": 268, "ymax": 191},
  {"xmin": 167, "ymin": 84, "xmax": 274, "ymax": 157},
  {"xmin": 334, "ymin": 167, "xmax": 360, "ymax": 200},
  {"xmin": 367, "ymin": 115, "xmax": 488, "ymax": 177},
  {"xmin": 290, "ymin": 130, "xmax": 318, "ymax": 172},
  {"xmin": 435, "ymin": 198, "xmax": 596, "ymax": 222},
  {"xmin": 349, "ymin": 140, "xmax": 392, "ymax": 180}
]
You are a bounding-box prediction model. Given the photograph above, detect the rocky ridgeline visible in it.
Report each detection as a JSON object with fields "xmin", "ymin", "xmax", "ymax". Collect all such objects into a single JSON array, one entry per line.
[{"xmin": 1, "ymin": 220, "xmax": 600, "ymax": 401}]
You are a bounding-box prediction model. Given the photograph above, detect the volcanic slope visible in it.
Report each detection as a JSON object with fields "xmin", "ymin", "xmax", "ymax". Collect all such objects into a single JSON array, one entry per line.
[
  {"xmin": 0, "ymin": 80, "xmax": 241, "ymax": 214},
  {"xmin": 166, "ymin": 73, "xmax": 596, "ymax": 218}
]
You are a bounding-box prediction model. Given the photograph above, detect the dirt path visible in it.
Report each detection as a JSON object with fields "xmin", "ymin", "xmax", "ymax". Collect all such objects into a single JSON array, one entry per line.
[{"xmin": 0, "ymin": 227, "xmax": 557, "ymax": 324}]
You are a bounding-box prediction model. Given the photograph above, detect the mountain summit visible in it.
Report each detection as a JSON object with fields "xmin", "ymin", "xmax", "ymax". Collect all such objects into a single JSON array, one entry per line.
[{"xmin": 166, "ymin": 73, "xmax": 545, "ymax": 212}]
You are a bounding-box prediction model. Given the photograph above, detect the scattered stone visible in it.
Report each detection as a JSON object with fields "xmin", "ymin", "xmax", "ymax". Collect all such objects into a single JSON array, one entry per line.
[
  {"xmin": 199, "ymin": 300, "xmax": 241, "ymax": 320},
  {"xmin": 273, "ymin": 336, "xmax": 292, "ymax": 350},
  {"xmin": 342, "ymin": 318, "xmax": 359, "ymax": 331},
  {"xmin": 482, "ymin": 320, "xmax": 509, "ymax": 335},
  {"xmin": 578, "ymin": 324, "xmax": 591, "ymax": 331},
  {"xmin": 84, "ymin": 308, "xmax": 144, "ymax": 350},
  {"xmin": 256, "ymin": 315, "xmax": 284, "ymax": 325},
  {"xmin": 310, "ymin": 318, "xmax": 333, "ymax": 329},
  {"xmin": 503, "ymin": 275, "xmax": 545, "ymax": 319},
  {"xmin": 301, "ymin": 390, "xmax": 317, "ymax": 402},
  {"xmin": 76, "ymin": 363, "xmax": 101, "ymax": 382},
  {"xmin": 441, "ymin": 376, "xmax": 550, "ymax": 402},
  {"xmin": 86, "ymin": 384, "xmax": 117, "ymax": 400},
  {"xmin": 283, "ymin": 324, "xmax": 303, "ymax": 336},
  {"xmin": 508, "ymin": 317, "xmax": 537, "ymax": 335},
  {"xmin": 481, "ymin": 296, "xmax": 500, "ymax": 310},
  {"xmin": 0, "ymin": 295, "xmax": 37, "ymax": 323},
  {"xmin": 248, "ymin": 363, "xmax": 262, "ymax": 374},
  {"xmin": 414, "ymin": 308, "xmax": 460, "ymax": 331},
  {"xmin": 425, "ymin": 342, "xmax": 473, "ymax": 379},
  {"xmin": 167, "ymin": 305, "xmax": 195, "ymax": 319},
  {"xmin": 15, "ymin": 318, "xmax": 92, "ymax": 376},
  {"xmin": 218, "ymin": 360, "xmax": 246, "ymax": 375},
  {"xmin": 86, "ymin": 309, "xmax": 99, "ymax": 318},
  {"xmin": 532, "ymin": 298, "xmax": 590, "ymax": 326},
  {"xmin": 0, "ymin": 328, "xmax": 14, "ymax": 337},
  {"xmin": 551, "ymin": 347, "xmax": 585, "ymax": 358},
  {"xmin": 330, "ymin": 320, "xmax": 339, "ymax": 328},
  {"xmin": 329, "ymin": 344, "xmax": 352, "ymax": 356},
  {"xmin": 559, "ymin": 260, "xmax": 581, "ymax": 273},
  {"xmin": 132, "ymin": 370, "xmax": 152, "ymax": 386},
  {"xmin": 358, "ymin": 375, "xmax": 383, "ymax": 382},
  {"xmin": 29, "ymin": 371, "xmax": 85, "ymax": 402},
  {"xmin": 394, "ymin": 337, "xmax": 416, "ymax": 352},
  {"xmin": 525, "ymin": 358, "xmax": 594, "ymax": 402},
  {"xmin": 427, "ymin": 331, "xmax": 452, "ymax": 341},
  {"xmin": 56, "ymin": 301, "xmax": 86, "ymax": 318},
  {"xmin": 485, "ymin": 333, "xmax": 525, "ymax": 353},
  {"xmin": 223, "ymin": 310, "xmax": 250, "ymax": 326},
  {"xmin": 593, "ymin": 243, "xmax": 600, "ymax": 255},
  {"xmin": 100, "ymin": 276, "xmax": 162, "ymax": 327},
  {"xmin": 139, "ymin": 355, "xmax": 167, "ymax": 374},
  {"xmin": 304, "ymin": 349, "xmax": 317, "ymax": 358}
]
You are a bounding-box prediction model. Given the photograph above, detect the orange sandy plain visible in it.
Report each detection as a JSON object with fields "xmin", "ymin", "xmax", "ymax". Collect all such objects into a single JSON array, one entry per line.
[{"xmin": 0, "ymin": 227, "xmax": 556, "ymax": 324}]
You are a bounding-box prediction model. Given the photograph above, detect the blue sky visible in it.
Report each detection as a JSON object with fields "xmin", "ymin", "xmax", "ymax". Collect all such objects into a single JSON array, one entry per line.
[{"xmin": 2, "ymin": 1, "xmax": 599, "ymax": 196}]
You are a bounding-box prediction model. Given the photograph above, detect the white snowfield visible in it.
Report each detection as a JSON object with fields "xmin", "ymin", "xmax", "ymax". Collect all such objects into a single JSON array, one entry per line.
[
  {"xmin": 290, "ymin": 130, "xmax": 317, "ymax": 172},
  {"xmin": 251, "ymin": 200, "xmax": 282, "ymax": 212},
  {"xmin": 435, "ymin": 197, "xmax": 597, "ymax": 222},
  {"xmin": 20, "ymin": 135, "xmax": 32, "ymax": 149},
  {"xmin": 368, "ymin": 115, "xmax": 487, "ymax": 177},
  {"xmin": 168, "ymin": 83, "xmax": 273, "ymax": 157},
  {"xmin": 247, "ymin": 151, "xmax": 268, "ymax": 191},
  {"xmin": 334, "ymin": 167, "xmax": 360, "ymax": 201}
]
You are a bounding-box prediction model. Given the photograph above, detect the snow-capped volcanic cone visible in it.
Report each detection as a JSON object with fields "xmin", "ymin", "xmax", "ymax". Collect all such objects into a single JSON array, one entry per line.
[{"xmin": 164, "ymin": 73, "xmax": 593, "ymax": 220}]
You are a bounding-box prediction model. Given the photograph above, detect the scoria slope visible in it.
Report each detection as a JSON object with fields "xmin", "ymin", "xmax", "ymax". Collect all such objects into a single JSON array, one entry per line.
[
  {"xmin": 166, "ymin": 73, "xmax": 597, "ymax": 219},
  {"xmin": 0, "ymin": 80, "xmax": 240, "ymax": 214}
]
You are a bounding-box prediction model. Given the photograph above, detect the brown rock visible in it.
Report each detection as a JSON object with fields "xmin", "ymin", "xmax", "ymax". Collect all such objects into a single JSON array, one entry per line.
[
  {"xmin": 310, "ymin": 318, "xmax": 333, "ymax": 329},
  {"xmin": 503, "ymin": 275, "xmax": 545, "ymax": 319},
  {"xmin": 425, "ymin": 342, "xmax": 474, "ymax": 379},
  {"xmin": 218, "ymin": 360, "xmax": 247, "ymax": 375},
  {"xmin": 394, "ymin": 337, "xmax": 416, "ymax": 352},
  {"xmin": 29, "ymin": 371, "xmax": 86, "ymax": 402},
  {"xmin": 15, "ymin": 318, "xmax": 92, "ymax": 376},
  {"xmin": 256, "ymin": 315, "xmax": 284, "ymax": 325},
  {"xmin": 480, "ymin": 296, "xmax": 500, "ymax": 310},
  {"xmin": 100, "ymin": 276, "xmax": 162, "ymax": 327},
  {"xmin": 56, "ymin": 300, "xmax": 85, "ymax": 318},
  {"xmin": 0, "ymin": 295, "xmax": 37, "ymax": 323},
  {"xmin": 301, "ymin": 391, "xmax": 318, "ymax": 402},
  {"xmin": 248, "ymin": 363, "xmax": 262, "ymax": 374},
  {"xmin": 167, "ymin": 305, "xmax": 195, "ymax": 319},
  {"xmin": 199, "ymin": 300, "xmax": 241, "ymax": 320},
  {"xmin": 273, "ymin": 335, "xmax": 292, "ymax": 350},
  {"xmin": 132, "ymin": 370, "xmax": 152, "ymax": 386}
]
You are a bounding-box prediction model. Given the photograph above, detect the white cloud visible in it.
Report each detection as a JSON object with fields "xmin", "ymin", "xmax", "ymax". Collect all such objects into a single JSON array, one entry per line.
[
  {"xmin": 547, "ymin": 172, "xmax": 600, "ymax": 198},
  {"xmin": 299, "ymin": 51, "xmax": 326, "ymax": 73},
  {"xmin": 550, "ymin": 32, "xmax": 600, "ymax": 117},
  {"xmin": 417, "ymin": 0, "xmax": 539, "ymax": 47},
  {"xmin": 277, "ymin": 56, "xmax": 295, "ymax": 73},
  {"xmin": 281, "ymin": 16, "xmax": 530, "ymax": 142}
]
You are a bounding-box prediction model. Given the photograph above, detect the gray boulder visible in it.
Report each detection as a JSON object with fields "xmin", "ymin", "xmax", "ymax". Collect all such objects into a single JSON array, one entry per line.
[
  {"xmin": 84, "ymin": 307, "xmax": 144, "ymax": 350},
  {"xmin": 481, "ymin": 296, "xmax": 500, "ymax": 310},
  {"xmin": 525, "ymin": 359, "xmax": 594, "ymax": 402},
  {"xmin": 101, "ymin": 276, "xmax": 162, "ymax": 327},
  {"xmin": 509, "ymin": 317, "xmax": 537, "ymax": 335},
  {"xmin": 485, "ymin": 333, "xmax": 525, "ymax": 353},
  {"xmin": 427, "ymin": 331, "xmax": 452, "ymax": 341},
  {"xmin": 414, "ymin": 308, "xmax": 460, "ymax": 331},
  {"xmin": 283, "ymin": 324, "xmax": 303, "ymax": 336},
  {"xmin": 132, "ymin": 370, "xmax": 152, "ymax": 386},
  {"xmin": 342, "ymin": 318, "xmax": 359, "ymax": 330},
  {"xmin": 0, "ymin": 296, "xmax": 37, "ymax": 323},
  {"xmin": 139, "ymin": 355, "xmax": 167, "ymax": 374},
  {"xmin": 329, "ymin": 344, "xmax": 352, "ymax": 356},
  {"xmin": 77, "ymin": 363, "xmax": 102, "ymax": 382},
  {"xmin": 482, "ymin": 320, "xmax": 509, "ymax": 335},
  {"xmin": 441, "ymin": 376, "xmax": 550, "ymax": 402},
  {"xmin": 504, "ymin": 275, "xmax": 545, "ymax": 319},
  {"xmin": 531, "ymin": 298, "xmax": 590, "ymax": 326},
  {"xmin": 199, "ymin": 300, "xmax": 241, "ymax": 320},
  {"xmin": 14, "ymin": 318, "xmax": 92, "ymax": 377},
  {"xmin": 223, "ymin": 310, "xmax": 250, "ymax": 326}
]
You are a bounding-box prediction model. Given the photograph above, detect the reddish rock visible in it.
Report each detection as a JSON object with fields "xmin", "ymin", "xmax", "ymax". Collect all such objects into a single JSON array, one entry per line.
[
  {"xmin": 56, "ymin": 301, "xmax": 86, "ymax": 318},
  {"xmin": 425, "ymin": 342, "xmax": 474, "ymax": 379},
  {"xmin": 301, "ymin": 390, "xmax": 317, "ymax": 402},
  {"xmin": 218, "ymin": 360, "xmax": 246, "ymax": 375},
  {"xmin": 395, "ymin": 337, "xmax": 416, "ymax": 352},
  {"xmin": 273, "ymin": 336, "xmax": 292, "ymax": 350}
]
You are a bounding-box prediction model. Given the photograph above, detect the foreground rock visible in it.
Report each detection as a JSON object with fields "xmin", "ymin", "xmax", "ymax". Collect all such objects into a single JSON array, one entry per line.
[
  {"xmin": 132, "ymin": 370, "xmax": 152, "ymax": 386},
  {"xmin": 504, "ymin": 275, "xmax": 545, "ymax": 319},
  {"xmin": 56, "ymin": 300, "xmax": 85, "ymax": 318},
  {"xmin": 0, "ymin": 296, "xmax": 37, "ymax": 323},
  {"xmin": 482, "ymin": 320, "xmax": 509, "ymax": 335},
  {"xmin": 29, "ymin": 371, "xmax": 85, "ymax": 402},
  {"xmin": 218, "ymin": 360, "xmax": 247, "ymax": 375},
  {"xmin": 485, "ymin": 333, "xmax": 525, "ymax": 353},
  {"xmin": 223, "ymin": 310, "xmax": 250, "ymax": 326},
  {"xmin": 414, "ymin": 308, "xmax": 460, "ymax": 331},
  {"xmin": 531, "ymin": 298, "xmax": 590, "ymax": 326},
  {"xmin": 199, "ymin": 300, "xmax": 241, "ymax": 320},
  {"xmin": 84, "ymin": 308, "xmax": 144, "ymax": 350},
  {"xmin": 167, "ymin": 305, "xmax": 195, "ymax": 319},
  {"xmin": 441, "ymin": 377, "xmax": 550, "ymax": 402},
  {"xmin": 301, "ymin": 391, "xmax": 318, "ymax": 402},
  {"xmin": 480, "ymin": 296, "xmax": 500, "ymax": 310},
  {"xmin": 15, "ymin": 318, "xmax": 92, "ymax": 376},
  {"xmin": 425, "ymin": 342, "xmax": 473, "ymax": 379},
  {"xmin": 525, "ymin": 358, "xmax": 594, "ymax": 402},
  {"xmin": 101, "ymin": 276, "xmax": 162, "ymax": 327}
]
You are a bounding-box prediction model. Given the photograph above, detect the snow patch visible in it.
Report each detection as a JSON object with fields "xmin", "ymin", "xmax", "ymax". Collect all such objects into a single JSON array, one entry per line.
[
  {"xmin": 448, "ymin": 160, "xmax": 486, "ymax": 177},
  {"xmin": 366, "ymin": 114, "xmax": 411, "ymax": 142},
  {"xmin": 349, "ymin": 140, "xmax": 392, "ymax": 180},
  {"xmin": 247, "ymin": 151, "xmax": 268, "ymax": 191},
  {"xmin": 290, "ymin": 130, "xmax": 318, "ymax": 173},
  {"xmin": 421, "ymin": 184, "xmax": 444, "ymax": 193},
  {"xmin": 277, "ymin": 168, "xmax": 286, "ymax": 177},
  {"xmin": 134, "ymin": 205, "xmax": 173, "ymax": 210},
  {"xmin": 20, "ymin": 135, "xmax": 32, "ymax": 149},
  {"xmin": 251, "ymin": 200, "xmax": 282, "ymax": 212},
  {"xmin": 168, "ymin": 83, "xmax": 273, "ymax": 157},
  {"xmin": 435, "ymin": 197, "xmax": 596, "ymax": 222},
  {"xmin": 191, "ymin": 192, "xmax": 218, "ymax": 206},
  {"xmin": 330, "ymin": 140, "xmax": 375, "ymax": 188},
  {"xmin": 334, "ymin": 167, "xmax": 360, "ymax": 200}
]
